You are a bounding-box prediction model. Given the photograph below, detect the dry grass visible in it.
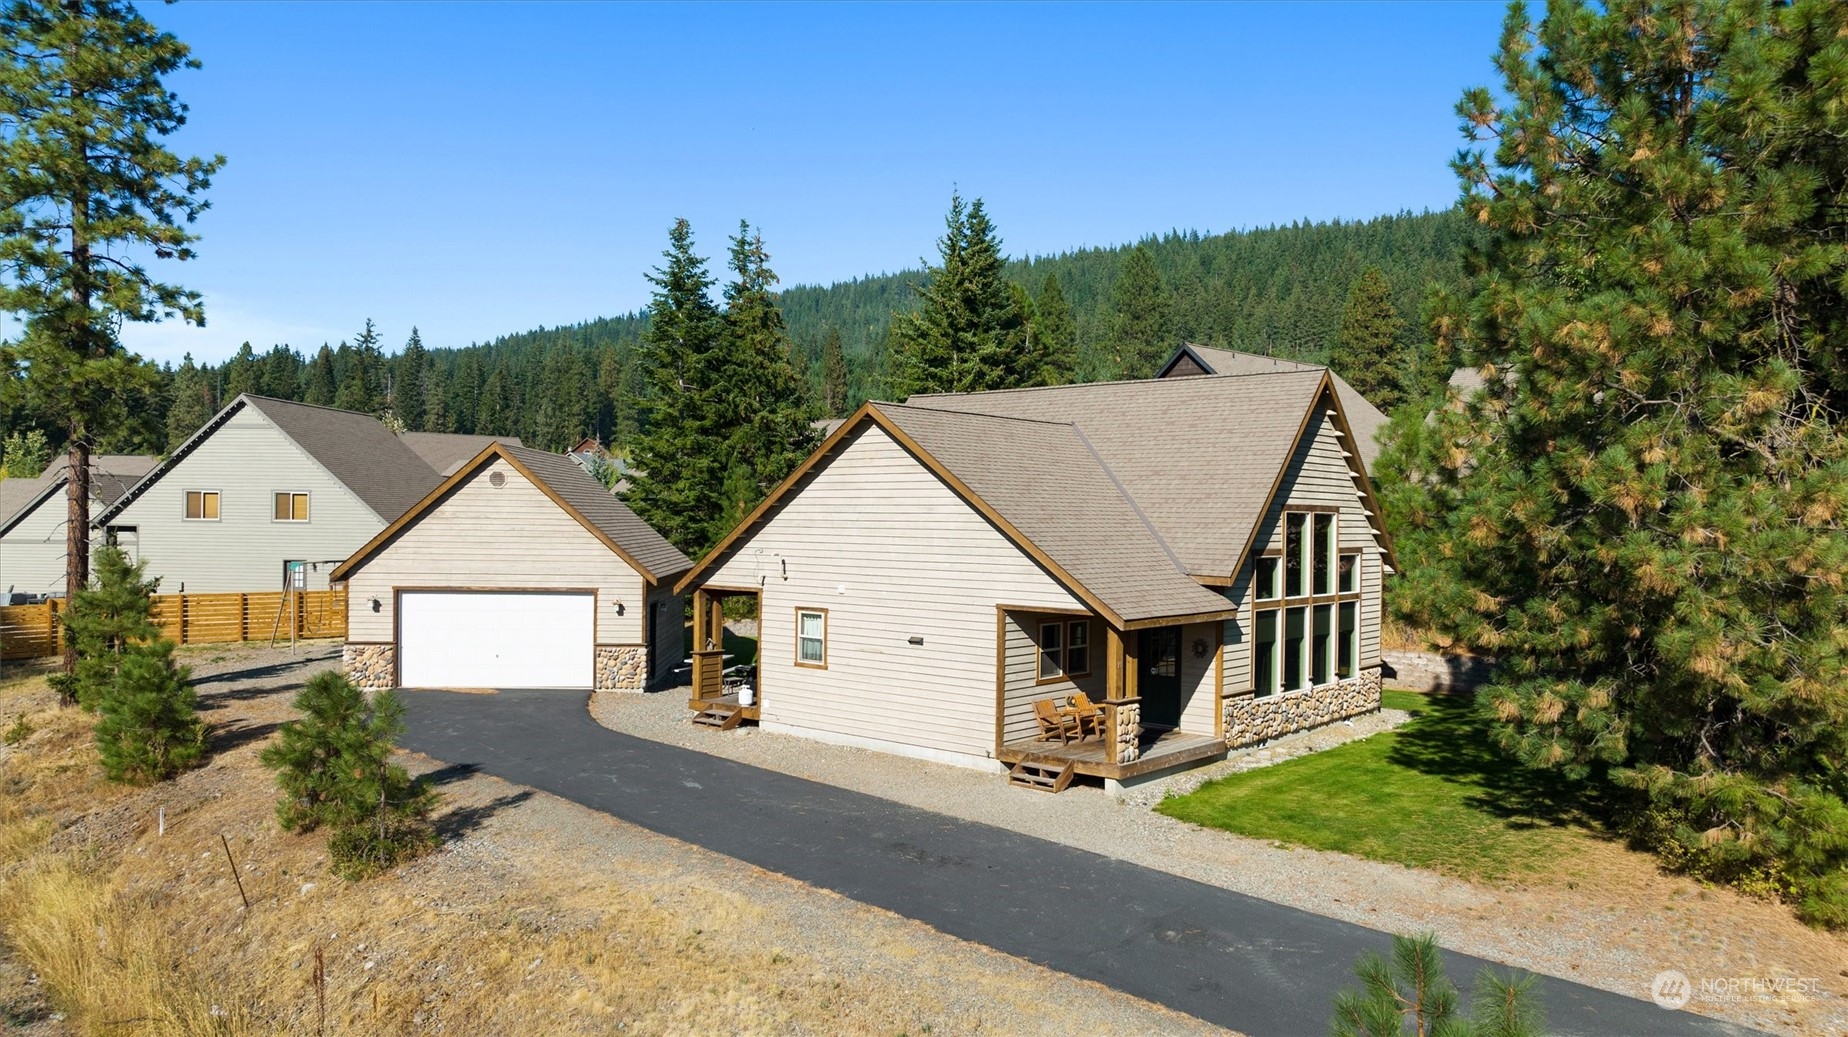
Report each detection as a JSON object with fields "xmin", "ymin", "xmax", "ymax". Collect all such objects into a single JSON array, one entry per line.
[{"xmin": 0, "ymin": 652, "xmax": 1207, "ymax": 1037}]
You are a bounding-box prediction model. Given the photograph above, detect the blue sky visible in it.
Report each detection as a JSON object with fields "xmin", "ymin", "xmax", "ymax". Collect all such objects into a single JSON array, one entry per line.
[{"xmin": 115, "ymin": 2, "xmax": 1511, "ymax": 365}]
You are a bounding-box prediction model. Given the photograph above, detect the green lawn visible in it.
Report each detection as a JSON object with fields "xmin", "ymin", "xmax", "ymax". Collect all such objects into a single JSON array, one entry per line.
[{"xmin": 1155, "ymin": 689, "xmax": 1605, "ymax": 882}]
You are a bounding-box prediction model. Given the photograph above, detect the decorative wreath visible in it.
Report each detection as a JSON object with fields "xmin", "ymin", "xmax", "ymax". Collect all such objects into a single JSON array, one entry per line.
[{"xmin": 1190, "ymin": 637, "xmax": 1211, "ymax": 659}]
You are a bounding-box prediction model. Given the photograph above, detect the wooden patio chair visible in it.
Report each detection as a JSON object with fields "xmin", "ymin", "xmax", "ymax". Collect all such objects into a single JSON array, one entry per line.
[
  {"xmin": 1068, "ymin": 692, "xmax": 1105, "ymax": 741},
  {"xmin": 1033, "ymin": 698, "xmax": 1081, "ymax": 745}
]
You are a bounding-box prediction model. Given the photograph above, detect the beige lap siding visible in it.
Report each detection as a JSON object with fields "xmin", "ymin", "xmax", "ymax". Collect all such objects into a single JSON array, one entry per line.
[
  {"xmin": 1177, "ymin": 621, "xmax": 1219, "ymax": 736},
  {"xmin": 1000, "ymin": 611, "xmax": 1108, "ymax": 745},
  {"xmin": 1224, "ymin": 410, "xmax": 1385, "ymax": 693},
  {"xmin": 343, "ymin": 457, "xmax": 649, "ymax": 647},
  {"xmin": 0, "ymin": 495, "xmax": 102, "ymax": 597},
  {"xmin": 707, "ymin": 426, "xmax": 1084, "ymax": 763}
]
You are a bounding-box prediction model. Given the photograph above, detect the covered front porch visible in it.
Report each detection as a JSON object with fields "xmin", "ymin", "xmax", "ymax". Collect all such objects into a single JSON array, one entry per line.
[
  {"xmin": 997, "ymin": 609, "xmax": 1226, "ymax": 792},
  {"xmin": 687, "ymin": 586, "xmax": 761, "ymax": 727}
]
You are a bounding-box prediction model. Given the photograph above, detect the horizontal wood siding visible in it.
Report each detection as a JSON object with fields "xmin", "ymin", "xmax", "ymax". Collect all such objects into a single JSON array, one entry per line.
[
  {"xmin": 1000, "ymin": 610, "xmax": 1107, "ymax": 746},
  {"xmin": 1224, "ymin": 409, "xmax": 1385, "ymax": 690},
  {"xmin": 1178, "ymin": 620, "xmax": 1218, "ymax": 736},
  {"xmin": 343, "ymin": 457, "xmax": 647, "ymax": 646},
  {"xmin": 704, "ymin": 426, "xmax": 1083, "ymax": 761},
  {"xmin": 646, "ymin": 584, "xmax": 687, "ymax": 683},
  {"xmin": 0, "ymin": 493, "xmax": 100, "ymax": 598},
  {"xmin": 110, "ymin": 406, "xmax": 386, "ymax": 594}
]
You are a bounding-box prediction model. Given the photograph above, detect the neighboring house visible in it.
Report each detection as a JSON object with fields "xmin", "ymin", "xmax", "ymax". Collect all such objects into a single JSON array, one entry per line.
[
  {"xmin": 331, "ymin": 442, "xmax": 691, "ymax": 693},
  {"xmin": 93, "ymin": 395, "xmax": 493, "ymax": 595},
  {"xmin": 675, "ymin": 369, "xmax": 1393, "ymax": 792},
  {"xmin": 0, "ymin": 455, "xmax": 158, "ymax": 599},
  {"xmin": 1156, "ymin": 344, "xmax": 1390, "ymax": 470}
]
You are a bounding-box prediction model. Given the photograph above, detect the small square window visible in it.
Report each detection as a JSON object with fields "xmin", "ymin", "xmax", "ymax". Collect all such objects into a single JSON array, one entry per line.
[
  {"xmin": 274, "ymin": 491, "xmax": 309, "ymax": 522},
  {"xmin": 1038, "ymin": 621, "xmax": 1063, "ymax": 680},
  {"xmin": 796, "ymin": 609, "xmax": 827, "ymax": 668},
  {"xmin": 1338, "ymin": 553, "xmax": 1358, "ymax": 594},
  {"xmin": 1065, "ymin": 621, "xmax": 1090, "ymax": 677},
  {"xmin": 184, "ymin": 490, "xmax": 219, "ymax": 521}
]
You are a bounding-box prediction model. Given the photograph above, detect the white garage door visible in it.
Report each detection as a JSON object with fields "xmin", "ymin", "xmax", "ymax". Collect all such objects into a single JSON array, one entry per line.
[{"xmin": 399, "ymin": 591, "xmax": 594, "ymax": 690}]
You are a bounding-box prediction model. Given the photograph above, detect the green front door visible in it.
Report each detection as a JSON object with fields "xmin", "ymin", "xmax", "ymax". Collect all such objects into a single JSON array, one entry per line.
[{"xmin": 1138, "ymin": 627, "xmax": 1183, "ymax": 729}]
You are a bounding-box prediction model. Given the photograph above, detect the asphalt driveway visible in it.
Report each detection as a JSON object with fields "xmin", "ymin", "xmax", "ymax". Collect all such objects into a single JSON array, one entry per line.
[{"xmin": 397, "ymin": 689, "xmax": 1760, "ymax": 1037}]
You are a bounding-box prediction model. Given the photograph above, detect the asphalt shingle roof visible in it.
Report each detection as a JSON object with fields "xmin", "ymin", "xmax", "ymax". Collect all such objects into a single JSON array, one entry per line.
[
  {"xmin": 1163, "ymin": 345, "xmax": 1388, "ymax": 469},
  {"xmin": 1, "ymin": 455, "xmax": 159, "ymax": 536},
  {"xmin": 502, "ymin": 445, "xmax": 693, "ymax": 583},
  {"xmin": 905, "ymin": 369, "xmax": 1335, "ymax": 590},
  {"xmin": 243, "ymin": 396, "xmax": 444, "ymax": 522},
  {"xmin": 400, "ymin": 432, "xmax": 525, "ymax": 477}
]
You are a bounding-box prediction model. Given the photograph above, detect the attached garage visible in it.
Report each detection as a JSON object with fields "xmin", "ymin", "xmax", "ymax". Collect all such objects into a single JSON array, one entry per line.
[
  {"xmin": 331, "ymin": 443, "xmax": 692, "ymax": 694},
  {"xmin": 398, "ymin": 590, "xmax": 595, "ymax": 690}
]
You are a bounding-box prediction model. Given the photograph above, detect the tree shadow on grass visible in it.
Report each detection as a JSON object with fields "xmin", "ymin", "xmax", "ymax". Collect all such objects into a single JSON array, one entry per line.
[
  {"xmin": 1384, "ymin": 692, "xmax": 1609, "ymax": 832},
  {"xmin": 209, "ymin": 719, "xmax": 280, "ymax": 754},
  {"xmin": 433, "ymin": 789, "xmax": 533, "ymax": 842}
]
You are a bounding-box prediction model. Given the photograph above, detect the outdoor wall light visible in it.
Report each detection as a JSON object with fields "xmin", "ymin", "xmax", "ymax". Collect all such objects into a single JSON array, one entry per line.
[
  {"xmin": 615, "ymin": 602, "xmax": 625, "ymax": 616},
  {"xmin": 907, "ymin": 636, "xmax": 924, "ymax": 646},
  {"xmin": 370, "ymin": 597, "xmax": 381, "ymax": 613}
]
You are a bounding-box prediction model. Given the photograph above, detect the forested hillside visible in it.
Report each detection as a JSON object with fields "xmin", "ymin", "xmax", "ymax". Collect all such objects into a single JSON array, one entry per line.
[{"xmin": 1, "ymin": 207, "xmax": 1472, "ymax": 463}]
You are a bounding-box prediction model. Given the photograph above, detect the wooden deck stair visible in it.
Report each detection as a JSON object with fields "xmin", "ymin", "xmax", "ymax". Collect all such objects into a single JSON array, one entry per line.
[
  {"xmin": 1006, "ymin": 759, "xmax": 1075, "ymax": 793},
  {"xmin": 692, "ymin": 703, "xmax": 746, "ymax": 730}
]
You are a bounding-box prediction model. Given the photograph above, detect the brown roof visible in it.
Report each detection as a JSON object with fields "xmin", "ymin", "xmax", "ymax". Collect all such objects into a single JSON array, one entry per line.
[
  {"xmin": 875, "ymin": 405, "xmax": 1235, "ymax": 624},
  {"xmin": 400, "ymin": 432, "xmax": 524, "ymax": 477},
  {"xmin": 1, "ymin": 455, "xmax": 159, "ymax": 537},
  {"xmin": 1157, "ymin": 345, "xmax": 1389, "ymax": 469},
  {"xmin": 96, "ymin": 396, "xmax": 444, "ymax": 527},
  {"xmin": 906, "ymin": 370, "xmax": 1340, "ymax": 586}
]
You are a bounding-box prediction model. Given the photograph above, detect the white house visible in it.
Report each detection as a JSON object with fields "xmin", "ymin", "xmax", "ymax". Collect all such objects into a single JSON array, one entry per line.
[{"xmin": 0, "ymin": 455, "xmax": 157, "ymax": 599}]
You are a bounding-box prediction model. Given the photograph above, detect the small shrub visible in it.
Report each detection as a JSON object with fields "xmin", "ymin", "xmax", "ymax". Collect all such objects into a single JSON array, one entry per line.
[
  {"xmin": 54, "ymin": 546, "xmax": 161, "ymax": 710},
  {"xmin": 3, "ymin": 713, "xmax": 31, "ymax": 745},
  {"xmin": 93, "ymin": 642, "xmax": 206, "ymax": 785},
  {"xmin": 328, "ymin": 812, "xmax": 437, "ymax": 881},
  {"xmin": 1331, "ymin": 932, "xmax": 1545, "ymax": 1037}
]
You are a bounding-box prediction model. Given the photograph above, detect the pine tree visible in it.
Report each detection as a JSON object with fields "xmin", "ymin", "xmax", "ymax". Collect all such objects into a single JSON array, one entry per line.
[
  {"xmin": 818, "ymin": 325, "xmax": 848, "ymax": 417},
  {"xmin": 1108, "ymin": 246, "xmax": 1172, "ymax": 378},
  {"xmin": 260, "ymin": 671, "xmax": 435, "ymax": 879},
  {"xmin": 333, "ymin": 321, "xmax": 382, "ymax": 414},
  {"xmin": 474, "ymin": 362, "xmax": 511, "ymax": 436},
  {"xmin": 49, "ymin": 545, "xmax": 160, "ymax": 710},
  {"xmin": 221, "ymin": 342, "xmax": 259, "ymax": 398},
  {"xmin": 303, "ymin": 345, "xmax": 337, "ymax": 406},
  {"xmin": 448, "ymin": 350, "xmax": 483, "ymax": 434},
  {"xmin": 421, "ymin": 361, "xmax": 449, "ymax": 433},
  {"xmin": 260, "ymin": 343, "xmax": 300, "ymax": 399},
  {"xmin": 163, "ymin": 353, "xmax": 213, "ymax": 450},
  {"xmin": 1031, "ymin": 272, "xmax": 1077, "ymax": 387},
  {"xmin": 1380, "ymin": 0, "xmax": 1848, "ymax": 927},
  {"xmin": 716, "ymin": 223, "xmax": 818, "ymax": 526},
  {"xmin": 394, "ymin": 327, "xmax": 427, "ymax": 431},
  {"xmin": 623, "ymin": 218, "xmax": 728, "ymax": 554},
  {"xmin": 94, "ymin": 639, "xmax": 205, "ymax": 786},
  {"xmin": 1331, "ymin": 933, "xmax": 1544, "ymax": 1037},
  {"xmin": 1330, "ymin": 267, "xmax": 1406, "ymax": 411},
  {"xmin": 888, "ymin": 193, "xmax": 1031, "ymax": 397},
  {"xmin": 0, "ymin": 0, "xmax": 223, "ymax": 675}
]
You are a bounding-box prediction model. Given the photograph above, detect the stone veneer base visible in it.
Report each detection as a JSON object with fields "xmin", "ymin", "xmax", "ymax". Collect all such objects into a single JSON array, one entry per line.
[
  {"xmin": 595, "ymin": 645, "xmax": 650, "ymax": 692},
  {"xmin": 343, "ymin": 642, "xmax": 396, "ymax": 693},
  {"xmin": 1223, "ymin": 666, "xmax": 1382, "ymax": 749}
]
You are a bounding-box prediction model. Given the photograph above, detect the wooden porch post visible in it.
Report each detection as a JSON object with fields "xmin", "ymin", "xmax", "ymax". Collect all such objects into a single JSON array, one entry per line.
[
  {"xmin": 689, "ymin": 588, "xmax": 725, "ymax": 704},
  {"xmin": 1102, "ymin": 625, "xmax": 1143, "ymax": 766}
]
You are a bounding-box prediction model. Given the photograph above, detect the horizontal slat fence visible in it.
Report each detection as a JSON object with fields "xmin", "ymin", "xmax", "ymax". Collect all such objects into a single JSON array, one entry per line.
[{"xmin": 0, "ymin": 590, "xmax": 345, "ymax": 661}]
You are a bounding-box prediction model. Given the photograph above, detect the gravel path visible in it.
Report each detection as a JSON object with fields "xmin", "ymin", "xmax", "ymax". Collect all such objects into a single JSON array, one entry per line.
[{"xmin": 591, "ymin": 687, "xmax": 1847, "ymax": 1037}]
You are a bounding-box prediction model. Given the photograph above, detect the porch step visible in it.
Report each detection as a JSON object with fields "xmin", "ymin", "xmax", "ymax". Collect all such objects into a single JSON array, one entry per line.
[
  {"xmin": 692, "ymin": 704, "xmax": 745, "ymax": 730},
  {"xmin": 1006, "ymin": 760, "xmax": 1075, "ymax": 793}
]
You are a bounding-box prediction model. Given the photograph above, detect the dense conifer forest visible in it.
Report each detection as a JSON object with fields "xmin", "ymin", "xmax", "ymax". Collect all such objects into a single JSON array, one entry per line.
[{"xmin": 0, "ymin": 207, "xmax": 1471, "ymax": 461}]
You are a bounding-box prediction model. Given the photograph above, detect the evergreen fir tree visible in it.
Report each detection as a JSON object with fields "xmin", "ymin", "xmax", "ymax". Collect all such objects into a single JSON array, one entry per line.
[
  {"xmin": 1108, "ymin": 245, "xmax": 1172, "ymax": 379},
  {"xmin": 394, "ymin": 327, "xmax": 427, "ymax": 431},
  {"xmin": 222, "ymin": 342, "xmax": 259, "ymax": 398},
  {"xmin": 422, "ymin": 362, "xmax": 449, "ymax": 433},
  {"xmin": 333, "ymin": 321, "xmax": 382, "ymax": 414},
  {"xmin": 475, "ymin": 362, "xmax": 511, "ymax": 436},
  {"xmin": 819, "ymin": 325, "xmax": 848, "ymax": 417},
  {"xmin": 260, "ymin": 343, "xmax": 300, "ymax": 399},
  {"xmin": 94, "ymin": 640, "xmax": 205, "ymax": 786},
  {"xmin": 1330, "ymin": 267, "xmax": 1406, "ymax": 411},
  {"xmin": 448, "ymin": 350, "xmax": 483, "ymax": 434},
  {"xmin": 888, "ymin": 193, "xmax": 1030, "ymax": 397},
  {"xmin": 49, "ymin": 546, "xmax": 160, "ymax": 710},
  {"xmin": 1031, "ymin": 272, "xmax": 1077, "ymax": 387},
  {"xmin": 303, "ymin": 345, "xmax": 337, "ymax": 406},
  {"xmin": 164, "ymin": 353, "xmax": 214, "ymax": 450},
  {"xmin": 716, "ymin": 222, "xmax": 818, "ymax": 526},
  {"xmin": 623, "ymin": 218, "xmax": 728, "ymax": 554},
  {"xmin": 1380, "ymin": 0, "xmax": 1848, "ymax": 927}
]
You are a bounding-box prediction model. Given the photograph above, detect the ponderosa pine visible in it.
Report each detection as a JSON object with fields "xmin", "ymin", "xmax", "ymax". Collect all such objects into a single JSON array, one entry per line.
[
  {"xmin": 1380, "ymin": 0, "xmax": 1848, "ymax": 926},
  {"xmin": 94, "ymin": 640, "xmax": 205, "ymax": 785},
  {"xmin": 50, "ymin": 545, "xmax": 160, "ymax": 710}
]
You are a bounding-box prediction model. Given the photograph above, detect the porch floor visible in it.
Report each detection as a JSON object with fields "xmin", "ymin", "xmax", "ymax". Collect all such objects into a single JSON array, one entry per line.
[
  {"xmin": 997, "ymin": 728, "xmax": 1226, "ymax": 781},
  {"xmin": 687, "ymin": 691, "xmax": 762, "ymax": 722}
]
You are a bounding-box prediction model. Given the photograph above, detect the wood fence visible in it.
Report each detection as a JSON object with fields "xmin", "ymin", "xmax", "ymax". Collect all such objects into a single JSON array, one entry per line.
[{"xmin": 0, "ymin": 590, "xmax": 346, "ymax": 661}]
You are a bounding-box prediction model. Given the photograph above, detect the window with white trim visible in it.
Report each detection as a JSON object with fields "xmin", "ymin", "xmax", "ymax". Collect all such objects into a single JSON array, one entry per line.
[
  {"xmin": 184, "ymin": 490, "xmax": 220, "ymax": 521},
  {"xmin": 273, "ymin": 491, "xmax": 310, "ymax": 522},
  {"xmin": 1251, "ymin": 509, "xmax": 1362, "ymax": 696},
  {"xmin": 795, "ymin": 609, "xmax": 827, "ymax": 668}
]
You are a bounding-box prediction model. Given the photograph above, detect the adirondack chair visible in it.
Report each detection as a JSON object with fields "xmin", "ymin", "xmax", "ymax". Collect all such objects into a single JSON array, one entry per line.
[
  {"xmin": 1068, "ymin": 692, "xmax": 1105, "ymax": 741},
  {"xmin": 1033, "ymin": 698, "xmax": 1080, "ymax": 745}
]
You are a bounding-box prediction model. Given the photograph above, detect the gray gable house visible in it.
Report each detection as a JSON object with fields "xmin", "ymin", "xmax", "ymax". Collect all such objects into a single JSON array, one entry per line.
[
  {"xmin": 1156, "ymin": 344, "xmax": 1390, "ymax": 470},
  {"xmin": 0, "ymin": 455, "xmax": 159, "ymax": 600},
  {"xmin": 676, "ymin": 369, "xmax": 1394, "ymax": 793},
  {"xmin": 331, "ymin": 442, "xmax": 691, "ymax": 694},
  {"xmin": 92, "ymin": 394, "xmax": 516, "ymax": 595}
]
